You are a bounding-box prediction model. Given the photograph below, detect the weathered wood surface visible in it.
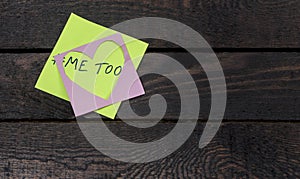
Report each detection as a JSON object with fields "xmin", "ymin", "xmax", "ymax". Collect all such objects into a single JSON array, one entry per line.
[
  {"xmin": 1, "ymin": 52, "xmax": 299, "ymax": 120},
  {"xmin": 0, "ymin": 122, "xmax": 299, "ymax": 178},
  {"xmin": 1, "ymin": 0, "xmax": 300, "ymax": 178},
  {"xmin": 1, "ymin": 0, "xmax": 300, "ymax": 48}
]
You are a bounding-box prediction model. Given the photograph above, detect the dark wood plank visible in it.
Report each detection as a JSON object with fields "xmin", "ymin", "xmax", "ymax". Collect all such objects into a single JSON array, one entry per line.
[
  {"xmin": 1, "ymin": 0, "xmax": 300, "ymax": 48},
  {"xmin": 1, "ymin": 52, "xmax": 299, "ymax": 120},
  {"xmin": 0, "ymin": 122, "xmax": 298, "ymax": 178}
]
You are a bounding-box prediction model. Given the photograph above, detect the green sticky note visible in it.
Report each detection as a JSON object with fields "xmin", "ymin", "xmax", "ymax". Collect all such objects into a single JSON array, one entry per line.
[{"xmin": 35, "ymin": 13, "xmax": 148, "ymax": 119}]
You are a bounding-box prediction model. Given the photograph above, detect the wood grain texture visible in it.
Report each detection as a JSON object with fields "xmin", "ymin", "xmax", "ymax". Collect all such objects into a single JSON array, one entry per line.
[
  {"xmin": 1, "ymin": 52, "xmax": 299, "ymax": 120},
  {"xmin": 0, "ymin": 122, "xmax": 299, "ymax": 178},
  {"xmin": 1, "ymin": 0, "xmax": 300, "ymax": 48},
  {"xmin": 1, "ymin": 1, "xmax": 299, "ymax": 178}
]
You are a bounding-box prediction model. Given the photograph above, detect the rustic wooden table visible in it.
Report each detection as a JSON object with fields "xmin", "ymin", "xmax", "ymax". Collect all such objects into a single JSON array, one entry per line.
[{"xmin": 1, "ymin": 1, "xmax": 300, "ymax": 178}]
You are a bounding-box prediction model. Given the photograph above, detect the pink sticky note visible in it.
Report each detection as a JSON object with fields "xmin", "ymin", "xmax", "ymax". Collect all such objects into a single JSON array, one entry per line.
[{"xmin": 55, "ymin": 33, "xmax": 145, "ymax": 116}]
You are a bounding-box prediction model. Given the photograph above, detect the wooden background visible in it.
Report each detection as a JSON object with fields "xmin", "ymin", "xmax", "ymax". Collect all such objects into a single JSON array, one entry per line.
[{"xmin": 1, "ymin": 0, "xmax": 300, "ymax": 178}]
